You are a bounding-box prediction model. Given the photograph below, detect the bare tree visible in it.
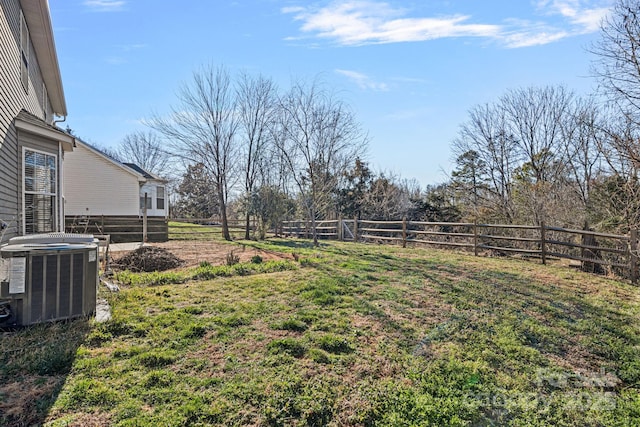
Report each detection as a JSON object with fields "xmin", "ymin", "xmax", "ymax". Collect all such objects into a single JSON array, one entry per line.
[
  {"xmin": 592, "ymin": 0, "xmax": 640, "ymax": 125},
  {"xmin": 453, "ymin": 103, "xmax": 517, "ymax": 222},
  {"xmin": 274, "ymin": 80, "xmax": 367, "ymax": 245},
  {"xmin": 236, "ymin": 72, "xmax": 278, "ymax": 239},
  {"xmin": 589, "ymin": 0, "xmax": 640, "ymax": 231},
  {"xmin": 500, "ymin": 86, "xmax": 574, "ymax": 224},
  {"xmin": 559, "ymin": 97, "xmax": 603, "ymax": 219},
  {"xmin": 148, "ymin": 65, "xmax": 238, "ymax": 240},
  {"xmin": 118, "ymin": 131, "xmax": 170, "ymax": 175}
]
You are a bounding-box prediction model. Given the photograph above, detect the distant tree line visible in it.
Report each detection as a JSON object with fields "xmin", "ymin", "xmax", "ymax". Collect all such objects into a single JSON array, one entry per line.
[
  {"xmin": 103, "ymin": 0, "xmax": 640, "ymax": 239},
  {"xmin": 445, "ymin": 0, "xmax": 640, "ymax": 234}
]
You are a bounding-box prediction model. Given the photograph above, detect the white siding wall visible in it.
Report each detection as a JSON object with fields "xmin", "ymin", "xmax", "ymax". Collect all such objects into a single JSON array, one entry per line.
[{"xmin": 64, "ymin": 143, "xmax": 141, "ymax": 216}]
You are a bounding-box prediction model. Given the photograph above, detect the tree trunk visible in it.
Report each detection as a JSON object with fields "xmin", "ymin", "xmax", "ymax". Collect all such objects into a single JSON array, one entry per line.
[
  {"xmin": 311, "ymin": 204, "xmax": 318, "ymax": 246},
  {"xmin": 244, "ymin": 211, "xmax": 251, "ymax": 240},
  {"xmin": 218, "ymin": 188, "xmax": 231, "ymax": 241}
]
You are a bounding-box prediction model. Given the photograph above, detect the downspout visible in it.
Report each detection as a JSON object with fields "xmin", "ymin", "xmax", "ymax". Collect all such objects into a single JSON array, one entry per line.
[
  {"xmin": 55, "ymin": 115, "xmax": 70, "ymax": 232},
  {"xmin": 59, "ymin": 142, "xmax": 64, "ymax": 232},
  {"xmin": 53, "ymin": 115, "xmax": 66, "ymax": 127}
]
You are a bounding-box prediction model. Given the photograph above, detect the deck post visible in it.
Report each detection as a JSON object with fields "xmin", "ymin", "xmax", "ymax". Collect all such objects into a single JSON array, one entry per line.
[{"xmin": 143, "ymin": 193, "xmax": 148, "ymax": 243}]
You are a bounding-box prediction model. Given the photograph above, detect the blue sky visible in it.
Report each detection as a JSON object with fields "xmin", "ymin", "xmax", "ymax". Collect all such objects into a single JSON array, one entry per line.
[{"xmin": 49, "ymin": 0, "xmax": 613, "ymax": 186}]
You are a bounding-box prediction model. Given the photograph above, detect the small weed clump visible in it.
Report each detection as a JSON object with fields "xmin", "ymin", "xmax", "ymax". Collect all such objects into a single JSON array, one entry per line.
[
  {"xmin": 267, "ymin": 338, "xmax": 307, "ymax": 358},
  {"xmin": 226, "ymin": 251, "xmax": 240, "ymax": 266},
  {"xmin": 251, "ymin": 254, "xmax": 263, "ymax": 264},
  {"xmin": 271, "ymin": 318, "xmax": 309, "ymax": 332},
  {"xmin": 315, "ymin": 334, "xmax": 354, "ymax": 354}
]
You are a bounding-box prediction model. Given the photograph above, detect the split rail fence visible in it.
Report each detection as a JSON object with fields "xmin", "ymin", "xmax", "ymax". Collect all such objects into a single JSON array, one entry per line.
[
  {"xmin": 281, "ymin": 219, "xmax": 639, "ymax": 283},
  {"xmin": 168, "ymin": 218, "xmax": 257, "ymax": 239}
]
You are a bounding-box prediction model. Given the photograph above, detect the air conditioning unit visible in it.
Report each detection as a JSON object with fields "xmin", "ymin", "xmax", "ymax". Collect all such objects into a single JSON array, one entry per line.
[{"xmin": 0, "ymin": 234, "xmax": 98, "ymax": 326}]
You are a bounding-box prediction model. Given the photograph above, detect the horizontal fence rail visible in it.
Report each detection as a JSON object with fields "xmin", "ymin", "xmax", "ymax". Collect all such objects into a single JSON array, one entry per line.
[
  {"xmin": 66, "ymin": 215, "xmax": 168, "ymax": 243},
  {"xmin": 168, "ymin": 218, "xmax": 258, "ymax": 238},
  {"xmin": 281, "ymin": 219, "xmax": 639, "ymax": 283}
]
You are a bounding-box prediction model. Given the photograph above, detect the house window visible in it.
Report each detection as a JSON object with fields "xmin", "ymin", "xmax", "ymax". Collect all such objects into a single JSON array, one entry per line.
[
  {"xmin": 140, "ymin": 193, "xmax": 152, "ymax": 210},
  {"xmin": 20, "ymin": 11, "xmax": 29, "ymax": 92},
  {"xmin": 23, "ymin": 149, "xmax": 57, "ymax": 234},
  {"xmin": 156, "ymin": 186, "xmax": 165, "ymax": 210}
]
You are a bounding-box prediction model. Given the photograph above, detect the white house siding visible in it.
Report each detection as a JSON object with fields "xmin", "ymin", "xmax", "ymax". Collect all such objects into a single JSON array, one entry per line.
[
  {"xmin": 0, "ymin": 0, "xmax": 57, "ymax": 241},
  {"xmin": 64, "ymin": 143, "xmax": 142, "ymax": 217}
]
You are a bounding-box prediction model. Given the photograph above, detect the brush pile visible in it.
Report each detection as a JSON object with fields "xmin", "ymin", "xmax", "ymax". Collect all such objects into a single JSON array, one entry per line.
[{"xmin": 112, "ymin": 246, "xmax": 183, "ymax": 272}]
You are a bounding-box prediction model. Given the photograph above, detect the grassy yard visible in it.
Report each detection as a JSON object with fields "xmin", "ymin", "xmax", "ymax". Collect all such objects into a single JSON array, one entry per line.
[
  {"xmin": 167, "ymin": 221, "xmax": 251, "ymax": 241},
  {"xmin": 2, "ymin": 235, "xmax": 640, "ymax": 426}
]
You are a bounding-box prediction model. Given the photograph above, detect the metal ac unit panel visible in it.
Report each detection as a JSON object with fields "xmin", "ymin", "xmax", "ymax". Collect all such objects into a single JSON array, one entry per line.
[
  {"xmin": 8, "ymin": 233, "xmax": 96, "ymax": 245},
  {"xmin": 0, "ymin": 244, "xmax": 98, "ymax": 326}
]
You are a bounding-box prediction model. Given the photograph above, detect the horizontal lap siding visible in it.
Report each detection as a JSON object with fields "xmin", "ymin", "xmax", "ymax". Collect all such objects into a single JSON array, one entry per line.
[
  {"xmin": 0, "ymin": 0, "xmax": 62, "ymax": 242},
  {"xmin": 0, "ymin": 0, "xmax": 23, "ymax": 241},
  {"xmin": 64, "ymin": 143, "xmax": 141, "ymax": 216}
]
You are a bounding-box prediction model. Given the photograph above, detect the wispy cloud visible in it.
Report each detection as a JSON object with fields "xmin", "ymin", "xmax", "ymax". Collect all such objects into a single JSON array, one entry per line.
[
  {"xmin": 120, "ymin": 43, "xmax": 148, "ymax": 52},
  {"xmin": 105, "ymin": 56, "xmax": 127, "ymax": 65},
  {"xmin": 283, "ymin": 0, "xmax": 612, "ymax": 48},
  {"xmin": 84, "ymin": 0, "xmax": 126, "ymax": 12},
  {"xmin": 535, "ymin": 0, "xmax": 610, "ymax": 32},
  {"xmin": 385, "ymin": 107, "xmax": 433, "ymax": 121},
  {"xmin": 500, "ymin": 19, "xmax": 570, "ymax": 48},
  {"xmin": 285, "ymin": 2, "xmax": 499, "ymax": 46},
  {"xmin": 335, "ymin": 69, "xmax": 388, "ymax": 91}
]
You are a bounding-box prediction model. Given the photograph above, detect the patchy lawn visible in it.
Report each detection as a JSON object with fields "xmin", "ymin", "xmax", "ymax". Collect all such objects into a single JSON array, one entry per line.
[{"xmin": 2, "ymin": 236, "xmax": 640, "ymax": 426}]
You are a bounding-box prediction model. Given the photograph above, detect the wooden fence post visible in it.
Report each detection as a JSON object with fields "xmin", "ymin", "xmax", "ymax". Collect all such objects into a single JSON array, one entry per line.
[
  {"xmin": 402, "ymin": 217, "xmax": 407, "ymax": 248},
  {"xmin": 337, "ymin": 215, "xmax": 343, "ymax": 241},
  {"xmin": 473, "ymin": 220, "xmax": 478, "ymax": 257},
  {"xmin": 540, "ymin": 221, "xmax": 547, "ymax": 265},
  {"xmin": 353, "ymin": 216, "xmax": 358, "ymax": 243},
  {"xmin": 630, "ymin": 229, "xmax": 638, "ymax": 284}
]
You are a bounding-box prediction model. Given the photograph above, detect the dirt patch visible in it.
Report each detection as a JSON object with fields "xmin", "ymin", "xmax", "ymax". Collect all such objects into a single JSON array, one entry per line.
[
  {"xmin": 112, "ymin": 246, "xmax": 183, "ymax": 272},
  {"xmin": 148, "ymin": 240, "xmax": 292, "ymax": 268}
]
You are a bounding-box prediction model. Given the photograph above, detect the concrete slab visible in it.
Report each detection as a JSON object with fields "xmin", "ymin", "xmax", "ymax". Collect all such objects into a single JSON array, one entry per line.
[
  {"xmin": 95, "ymin": 298, "xmax": 111, "ymax": 323},
  {"xmin": 109, "ymin": 242, "xmax": 145, "ymax": 252}
]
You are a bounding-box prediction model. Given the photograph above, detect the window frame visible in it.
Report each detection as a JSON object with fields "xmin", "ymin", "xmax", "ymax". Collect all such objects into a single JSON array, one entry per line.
[
  {"xmin": 140, "ymin": 194, "xmax": 152, "ymax": 211},
  {"xmin": 20, "ymin": 11, "xmax": 29, "ymax": 93},
  {"xmin": 22, "ymin": 147, "xmax": 58, "ymax": 234},
  {"xmin": 156, "ymin": 186, "xmax": 165, "ymax": 210}
]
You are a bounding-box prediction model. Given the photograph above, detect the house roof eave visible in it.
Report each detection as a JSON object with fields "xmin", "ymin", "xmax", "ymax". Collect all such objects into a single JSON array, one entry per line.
[
  {"xmin": 15, "ymin": 112, "xmax": 75, "ymax": 151},
  {"xmin": 20, "ymin": 0, "xmax": 67, "ymax": 117}
]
